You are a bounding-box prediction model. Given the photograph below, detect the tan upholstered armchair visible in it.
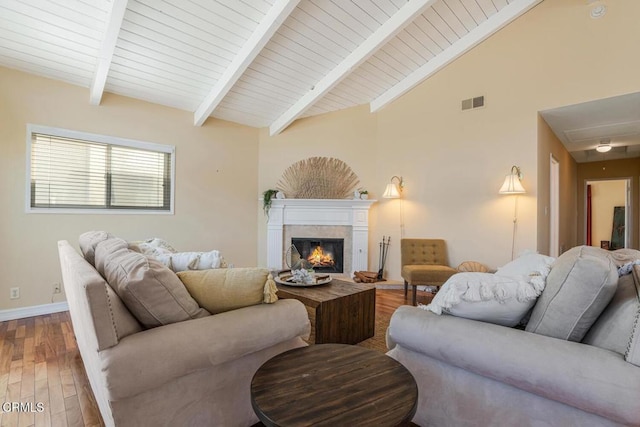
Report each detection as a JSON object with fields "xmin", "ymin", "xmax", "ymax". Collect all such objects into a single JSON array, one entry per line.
[{"xmin": 401, "ymin": 239, "xmax": 457, "ymax": 305}]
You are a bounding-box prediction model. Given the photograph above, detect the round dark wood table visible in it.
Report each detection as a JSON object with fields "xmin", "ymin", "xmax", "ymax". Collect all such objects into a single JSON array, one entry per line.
[{"xmin": 250, "ymin": 344, "xmax": 418, "ymax": 427}]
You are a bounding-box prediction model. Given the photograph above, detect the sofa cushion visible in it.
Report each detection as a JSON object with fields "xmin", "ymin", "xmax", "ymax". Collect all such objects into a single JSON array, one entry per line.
[
  {"xmin": 128, "ymin": 237, "xmax": 176, "ymax": 257},
  {"xmin": 526, "ymin": 246, "xmax": 618, "ymax": 341},
  {"xmin": 79, "ymin": 230, "xmax": 114, "ymax": 266},
  {"xmin": 95, "ymin": 240, "xmax": 209, "ymax": 328},
  {"xmin": 155, "ymin": 250, "xmax": 223, "ymax": 272},
  {"xmin": 94, "ymin": 237, "xmax": 129, "ymax": 276},
  {"xmin": 625, "ymin": 265, "xmax": 640, "ymax": 367},
  {"xmin": 401, "ymin": 265, "xmax": 457, "ymax": 285},
  {"xmin": 177, "ymin": 268, "xmax": 277, "ymax": 315},
  {"xmin": 582, "ymin": 272, "xmax": 638, "ymax": 356},
  {"xmin": 494, "ymin": 253, "xmax": 555, "ymax": 280},
  {"xmin": 423, "ymin": 272, "xmax": 544, "ymax": 327}
]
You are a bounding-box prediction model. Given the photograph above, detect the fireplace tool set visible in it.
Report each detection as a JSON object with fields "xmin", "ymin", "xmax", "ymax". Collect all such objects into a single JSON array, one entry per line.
[
  {"xmin": 354, "ymin": 236, "xmax": 390, "ymax": 283},
  {"xmin": 377, "ymin": 236, "xmax": 391, "ymax": 280}
]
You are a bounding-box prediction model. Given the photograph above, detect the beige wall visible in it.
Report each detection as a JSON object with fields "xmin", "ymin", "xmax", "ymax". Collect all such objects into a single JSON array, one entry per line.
[
  {"xmin": 258, "ymin": 0, "xmax": 640, "ymax": 278},
  {"xmin": 537, "ymin": 116, "xmax": 578, "ymax": 255},
  {"xmin": 577, "ymin": 159, "xmax": 640, "ymax": 249},
  {"xmin": 0, "ymin": 66, "xmax": 259, "ymax": 310},
  {"xmin": 587, "ymin": 180, "xmax": 627, "ymax": 248}
]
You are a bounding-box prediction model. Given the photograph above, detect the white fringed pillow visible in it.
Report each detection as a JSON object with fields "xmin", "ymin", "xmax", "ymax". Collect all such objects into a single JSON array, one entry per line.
[
  {"xmin": 155, "ymin": 251, "xmax": 222, "ymax": 272},
  {"xmin": 129, "ymin": 237, "xmax": 176, "ymax": 257},
  {"xmin": 421, "ymin": 272, "xmax": 547, "ymax": 327},
  {"xmin": 495, "ymin": 253, "xmax": 555, "ymax": 279},
  {"xmin": 129, "ymin": 238, "xmax": 224, "ymax": 272}
]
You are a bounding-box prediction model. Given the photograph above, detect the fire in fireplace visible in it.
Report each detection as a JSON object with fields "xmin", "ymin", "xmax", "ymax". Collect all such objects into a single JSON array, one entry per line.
[{"xmin": 292, "ymin": 238, "xmax": 344, "ymax": 273}]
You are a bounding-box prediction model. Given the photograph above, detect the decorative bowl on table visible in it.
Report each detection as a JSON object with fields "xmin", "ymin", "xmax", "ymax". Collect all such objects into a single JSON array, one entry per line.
[{"xmin": 275, "ymin": 269, "xmax": 331, "ymax": 287}]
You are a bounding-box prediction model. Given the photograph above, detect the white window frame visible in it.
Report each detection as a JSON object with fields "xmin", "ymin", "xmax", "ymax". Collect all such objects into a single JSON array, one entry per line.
[{"xmin": 25, "ymin": 124, "xmax": 176, "ymax": 214}]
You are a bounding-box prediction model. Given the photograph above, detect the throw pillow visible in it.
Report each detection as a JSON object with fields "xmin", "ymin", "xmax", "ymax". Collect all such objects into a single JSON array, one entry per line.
[
  {"xmin": 79, "ymin": 230, "xmax": 114, "ymax": 266},
  {"xmin": 582, "ymin": 272, "xmax": 638, "ymax": 356},
  {"xmin": 422, "ymin": 272, "xmax": 545, "ymax": 327},
  {"xmin": 526, "ymin": 246, "xmax": 618, "ymax": 341},
  {"xmin": 177, "ymin": 268, "xmax": 278, "ymax": 315},
  {"xmin": 95, "ymin": 241, "xmax": 210, "ymax": 328},
  {"xmin": 93, "ymin": 237, "xmax": 129, "ymax": 276},
  {"xmin": 625, "ymin": 265, "xmax": 640, "ymax": 367},
  {"xmin": 128, "ymin": 237, "xmax": 176, "ymax": 257},
  {"xmin": 495, "ymin": 253, "xmax": 555, "ymax": 280},
  {"xmin": 627, "ymin": 308, "xmax": 640, "ymax": 367},
  {"xmin": 155, "ymin": 250, "xmax": 222, "ymax": 272}
]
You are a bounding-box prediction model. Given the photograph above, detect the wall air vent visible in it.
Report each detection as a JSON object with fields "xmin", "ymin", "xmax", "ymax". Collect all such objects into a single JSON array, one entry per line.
[{"xmin": 462, "ymin": 96, "xmax": 485, "ymax": 111}]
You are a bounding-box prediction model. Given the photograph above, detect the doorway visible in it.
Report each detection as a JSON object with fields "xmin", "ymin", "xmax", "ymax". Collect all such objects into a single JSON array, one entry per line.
[
  {"xmin": 585, "ymin": 178, "xmax": 631, "ymax": 249},
  {"xmin": 549, "ymin": 155, "xmax": 560, "ymax": 257}
]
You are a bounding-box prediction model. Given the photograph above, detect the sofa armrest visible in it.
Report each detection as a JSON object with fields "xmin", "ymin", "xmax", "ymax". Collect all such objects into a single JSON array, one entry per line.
[
  {"xmin": 388, "ymin": 306, "xmax": 640, "ymax": 425},
  {"xmin": 101, "ymin": 299, "xmax": 310, "ymax": 400}
]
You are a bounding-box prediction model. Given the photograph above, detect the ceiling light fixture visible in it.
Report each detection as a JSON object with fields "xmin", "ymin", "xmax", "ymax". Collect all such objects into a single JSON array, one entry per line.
[{"xmin": 596, "ymin": 140, "xmax": 612, "ymax": 153}]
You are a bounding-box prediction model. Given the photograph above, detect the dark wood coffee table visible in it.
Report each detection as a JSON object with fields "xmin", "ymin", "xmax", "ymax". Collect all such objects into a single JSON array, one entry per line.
[
  {"xmin": 276, "ymin": 278, "xmax": 375, "ymax": 344},
  {"xmin": 251, "ymin": 344, "xmax": 418, "ymax": 427}
]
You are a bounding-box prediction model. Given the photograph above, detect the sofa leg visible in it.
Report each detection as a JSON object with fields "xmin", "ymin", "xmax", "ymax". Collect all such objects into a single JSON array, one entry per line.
[
  {"xmin": 404, "ymin": 280, "xmax": 408, "ymax": 297},
  {"xmin": 412, "ymin": 286, "xmax": 417, "ymax": 306}
]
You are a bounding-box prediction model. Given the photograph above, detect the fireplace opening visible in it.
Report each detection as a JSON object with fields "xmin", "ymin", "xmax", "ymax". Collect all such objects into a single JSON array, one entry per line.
[{"xmin": 292, "ymin": 238, "xmax": 344, "ymax": 273}]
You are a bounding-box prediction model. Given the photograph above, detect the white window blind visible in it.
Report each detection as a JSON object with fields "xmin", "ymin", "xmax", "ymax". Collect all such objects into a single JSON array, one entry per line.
[{"xmin": 27, "ymin": 126, "xmax": 174, "ymax": 213}]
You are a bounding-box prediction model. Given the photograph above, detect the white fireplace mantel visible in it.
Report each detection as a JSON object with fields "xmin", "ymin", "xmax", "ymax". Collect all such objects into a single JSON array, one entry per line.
[{"xmin": 266, "ymin": 198, "xmax": 376, "ymax": 272}]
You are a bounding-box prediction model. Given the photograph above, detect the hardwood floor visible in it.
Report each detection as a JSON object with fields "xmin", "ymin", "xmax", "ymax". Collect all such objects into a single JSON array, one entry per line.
[
  {"xmin": 0, "ymin": 311, "xmax": 103, "ymax": 427},
  {"xmin": 0, "ymin": 289, "xmax": 432, "ymax": 427}
]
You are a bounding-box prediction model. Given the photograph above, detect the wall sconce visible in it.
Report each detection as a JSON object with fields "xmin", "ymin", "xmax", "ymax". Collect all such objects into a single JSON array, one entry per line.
[
  {"xmin": 382, "ymin": 176, "xmax": 404, "ymax": 199},
  {"xmin": 499, "ymin": 166, "xmax": 526, "ymax": 194},
  {"xmin": 499, "ymin": 166, "xmax": 525, "ymax": 260}
]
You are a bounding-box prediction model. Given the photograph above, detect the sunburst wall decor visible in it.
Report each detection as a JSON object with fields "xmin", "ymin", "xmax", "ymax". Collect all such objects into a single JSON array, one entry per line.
[{"xmin": 277, "ymin": 157, "xmax": 360, "ymax": 199}]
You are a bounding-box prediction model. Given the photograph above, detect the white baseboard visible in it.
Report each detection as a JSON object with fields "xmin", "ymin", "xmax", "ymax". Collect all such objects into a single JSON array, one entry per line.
[{"xmin": 0, "ymin": 302, "xmax": 69, "ymax": 322}]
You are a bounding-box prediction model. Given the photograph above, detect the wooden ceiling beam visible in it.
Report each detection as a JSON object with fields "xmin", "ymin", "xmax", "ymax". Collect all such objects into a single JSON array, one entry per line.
[
  {"xmin": 268, "ymin": 0, "xmax": 437, "ymax": 136},
  {"xmin": 89, "ymin": 0, "xmax": 128, "ymax": 105},
  {"xmin": 194, "ymin": 0, "xmax": 300, "ymax": 126},
  {"xmin": 370, "ymin": 0, "xmax": 543, "ymax": 113}
]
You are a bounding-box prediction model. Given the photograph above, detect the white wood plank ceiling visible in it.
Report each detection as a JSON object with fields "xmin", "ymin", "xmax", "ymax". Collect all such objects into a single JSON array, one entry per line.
[{"xmin": 0, "ymin": 0, "xmax": 542, "ymax": 134}]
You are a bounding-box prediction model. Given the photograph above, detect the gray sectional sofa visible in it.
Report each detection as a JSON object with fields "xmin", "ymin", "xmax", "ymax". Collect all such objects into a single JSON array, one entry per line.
[
  {"xmin": 58, "ymin": 237, "xmax": 310, "ymax": 427},
  {"xmin": 387, "ymin": 246, "xmax": 640, "ymax": 427}
]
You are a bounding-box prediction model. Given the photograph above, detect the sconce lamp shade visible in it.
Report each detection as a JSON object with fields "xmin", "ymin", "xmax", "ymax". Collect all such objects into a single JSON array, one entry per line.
[
  {"xmin": 383, "ymin": 183, "xmax": 401, "ymax": 199},
  {"xmin": 499, "ymin": 166, "xmax": 526, "ymax": 194},
  {"xmin": 383, "ymin": 176, "xmax": 404, "ymax": 199}
]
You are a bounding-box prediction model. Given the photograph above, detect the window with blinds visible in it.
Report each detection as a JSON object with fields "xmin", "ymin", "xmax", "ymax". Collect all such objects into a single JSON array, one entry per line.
[{"xmin": 27, "ymin": 125, "xmax": 174, "ymax": 213}]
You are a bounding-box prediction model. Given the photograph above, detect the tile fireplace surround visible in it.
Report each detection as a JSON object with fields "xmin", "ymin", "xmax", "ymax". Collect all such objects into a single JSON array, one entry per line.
[{"xmin": 266, "ymin": 199, "xmax": 376, "ymax": 274}]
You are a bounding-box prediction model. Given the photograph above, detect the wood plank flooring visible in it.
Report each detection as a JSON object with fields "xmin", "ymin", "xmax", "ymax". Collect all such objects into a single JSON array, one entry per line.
[
  {"xmin": 0, "ymin": 289, "xmax": 432, "ymax": 427},
  {"xmin": 0, "ymin": 312, "xmax": 103, "ymax": 427}
]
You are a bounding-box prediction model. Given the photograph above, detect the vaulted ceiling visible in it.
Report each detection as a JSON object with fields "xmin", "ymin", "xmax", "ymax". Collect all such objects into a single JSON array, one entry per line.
[{"xmin": 0, "ymin": 0, "xmax": 541, "ymax": 134}]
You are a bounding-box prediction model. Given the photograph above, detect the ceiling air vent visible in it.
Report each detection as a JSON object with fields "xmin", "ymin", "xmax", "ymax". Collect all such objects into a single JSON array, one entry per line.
[{"xmin": 462, "ymin": 96, "xmax": 484, "ymax": 111}]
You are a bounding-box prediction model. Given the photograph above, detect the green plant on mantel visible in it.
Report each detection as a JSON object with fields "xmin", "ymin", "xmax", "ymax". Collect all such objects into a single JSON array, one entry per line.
[{"xmin": 262, "ymin": 189, "xmax": 278, "ymax": 216}]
